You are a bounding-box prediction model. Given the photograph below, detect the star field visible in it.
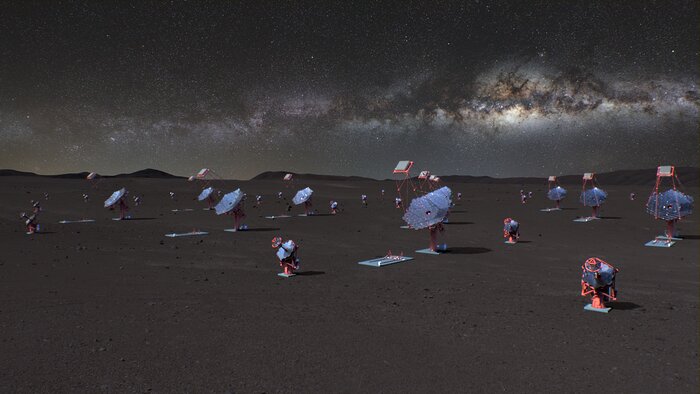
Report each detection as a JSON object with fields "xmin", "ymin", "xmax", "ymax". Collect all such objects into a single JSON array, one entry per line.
[{"xmin": 0, "ymin": 1, "xmax": 697, "ymax": 178}]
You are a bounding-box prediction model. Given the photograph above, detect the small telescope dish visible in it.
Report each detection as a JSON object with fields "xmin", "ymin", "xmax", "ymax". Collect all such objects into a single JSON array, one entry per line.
[
  {"xmin": 582, "ymin": 173, "xmax": 594, "ymax": 180},
  {"xmin": 104, "ymin": 188, "xmax": 126, "ymax": 208},
  {"xmin": 198, "ymin": 186, "xmax": 217, "ymax": 210},
  {"xmin": 418, "ymin": 170, "xmax": 430, "ymax": 180},
  {"xmin": 548, "ymin": 176, "xmax": 556, "ymax": 182},
  {"xmin": 293, "ymin": 187, "xmax": 314, "ymax": 215},
  {"xmin": 292, "ymin": 187, "xmax": 313, "ymax": 205},
  {"xmin": 198, "ymin": 187, "xmax": 214, "ymax": 201},
  {"xmin": 503, "ymin": 218, "xmax": 520, "ymax": 244},
  {"xmin": 284, "ymin": 173, "xmax": 294, "ymax": 181},
  {"xmin": 86, "ymin": 172, "xmax": 97, "ymax": 180}
]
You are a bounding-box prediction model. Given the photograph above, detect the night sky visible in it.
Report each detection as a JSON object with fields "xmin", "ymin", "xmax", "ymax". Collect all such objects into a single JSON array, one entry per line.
[{"xmin": 1, "ymin": 1, "xmax": 698, "ymax": 179}]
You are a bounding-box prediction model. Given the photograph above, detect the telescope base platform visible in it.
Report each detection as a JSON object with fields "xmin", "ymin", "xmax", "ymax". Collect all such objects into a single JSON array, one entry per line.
[
  {"xmin": 264, "ymin": 215, "xmax": 292, "ymax": 219},
  {"xmin": 277, "ymin": 272, "xmax": 296, "ymax": 278},
  {"xmin": 584, "ymin": 304, "xmax": 611, "ymax": 313},
  {"xmin": 358, "ymin": 255, "xmax": 413, "ymax": 267},
  {"xmin": 415, "ymin": 248, "xmax": 443, "ymax": 255},
  {"xmin": 573, "ymin": 216, "xmax": 599, "ymax": 222},
  {"xmin": 645, "ymin": 238, "xmax": 676, "ymax": 248},
  {"xmin": 59, "ymin": 219, "xmax": 96, "ymax": 224},
  {"xmin": 165, "ymin": 231, "xmax": 209, "ymax": 238},
  {"xmin": 656, "ymin": 234, "xmax": 682, "ymax": 241},
  {"xmin": 540, "ymin": 208, "xmax": 561, "ymax": 212}
]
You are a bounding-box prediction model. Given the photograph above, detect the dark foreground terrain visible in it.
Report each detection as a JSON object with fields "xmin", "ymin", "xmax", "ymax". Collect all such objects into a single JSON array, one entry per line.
[{"xmin": 0, "ymin": 175, "xmax": 698, "ymax": 392}]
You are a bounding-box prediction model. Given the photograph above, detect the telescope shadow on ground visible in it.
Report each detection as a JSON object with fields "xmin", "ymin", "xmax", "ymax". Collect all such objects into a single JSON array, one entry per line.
[
  {"xmin": 294, "ymin": 270, "xmax": 325, "ymax": 276},
  {"xmin": 445, "ymin": 247, "xmax": 492, "ymax": 254},
  {"xmin": 608, "ymin": 301, "xmax": 643, "ymax": 311}
]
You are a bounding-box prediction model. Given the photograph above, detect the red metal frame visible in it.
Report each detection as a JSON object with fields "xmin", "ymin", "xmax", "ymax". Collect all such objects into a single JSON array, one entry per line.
[
  {"xmin": 228, "ymin": 207, "xmax": 246, "ymax": 230},
  {"xmin": 417, "ymin": 170, "xmax": 431, "ymax": 192},
  {"xmin": 647, "ymin": 165, "xmax": 685, "ymax": 238},
  {"xmin": 118, "ymin": 198, "xmax": 129, "ymax": 220},
  {"xmin": 393, "ymin": 161, "xmax": 416, "ymax": 212},
  {"xmin": 428, "ymin": 175, "xmax": 440, "ymax": 191},
  {"xmin": 190, "ymin": 168, "xmax": 222, "ymax": 189},
  {"xmin": 428, "ymin": 222, "xmax": 445, "ymax": 251},
  {"xmin": 303, "ymin": 200, "xmax": 313, "ymax": 215}
]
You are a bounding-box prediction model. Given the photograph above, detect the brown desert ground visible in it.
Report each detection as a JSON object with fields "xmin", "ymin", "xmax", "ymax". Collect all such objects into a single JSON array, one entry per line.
[{"xmin": 0, "ymin": 172, "xmax": 698, "ymax": 392}]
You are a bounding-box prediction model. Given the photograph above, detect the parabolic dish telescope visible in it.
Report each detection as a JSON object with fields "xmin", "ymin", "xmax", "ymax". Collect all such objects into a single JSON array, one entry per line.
[
  {"xmin": 542, "ymin": 176, "xmax": 567, "ymax": 211},
  {"xmin": 215, "ymin": 189, "xmax": 247, "ymax": 231},
  {"xmin": 403, "ymin": 186, "xmax": 452, "ymax": 254},
  {"xmin": 104, "ymin": 188, "xmax": 129, "ymax": 220},
  {"xmin": 293, "ymin": 187, "xmax": 314, "ymax": 215},
  {"xmin": 574, "ymin": 173, "xmax": 607, "ymax": 222},
  {"xmin": 645, "ymin": 166, "xmax": 694, "ymax": 247}
]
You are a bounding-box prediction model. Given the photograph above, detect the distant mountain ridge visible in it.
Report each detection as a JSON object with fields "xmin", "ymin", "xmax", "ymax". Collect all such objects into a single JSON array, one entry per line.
[
  {"xmin": 441, "ymin": 167, "xmax": 700, "ymax": 186},
  {"xmin": 251, "ymin": 171, "xmax": 377, "ymax": 182},
  {"xmin": 1, "ymin": 167, "xmax": 698, "ymax": 186},
  {"xmin": 256, "ymin": 168, "xmax": 699, "ymax": 186},
  {"xmin": 0, "ymin": 168, "xmax": 184, "ymax": 179}
]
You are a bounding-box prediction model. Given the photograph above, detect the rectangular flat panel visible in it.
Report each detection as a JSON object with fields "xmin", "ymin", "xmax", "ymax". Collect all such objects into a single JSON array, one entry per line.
[
  {"xmin": 196, "ymin": 168, "xmax": 210, "ymax": 178},
  {"xmin": 393, "ymin": 160, "xmax": 413, "ymax": 173},
  {"xmin": 657, "ymin": 166, "xmax": 674, "ymax": 177}
]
